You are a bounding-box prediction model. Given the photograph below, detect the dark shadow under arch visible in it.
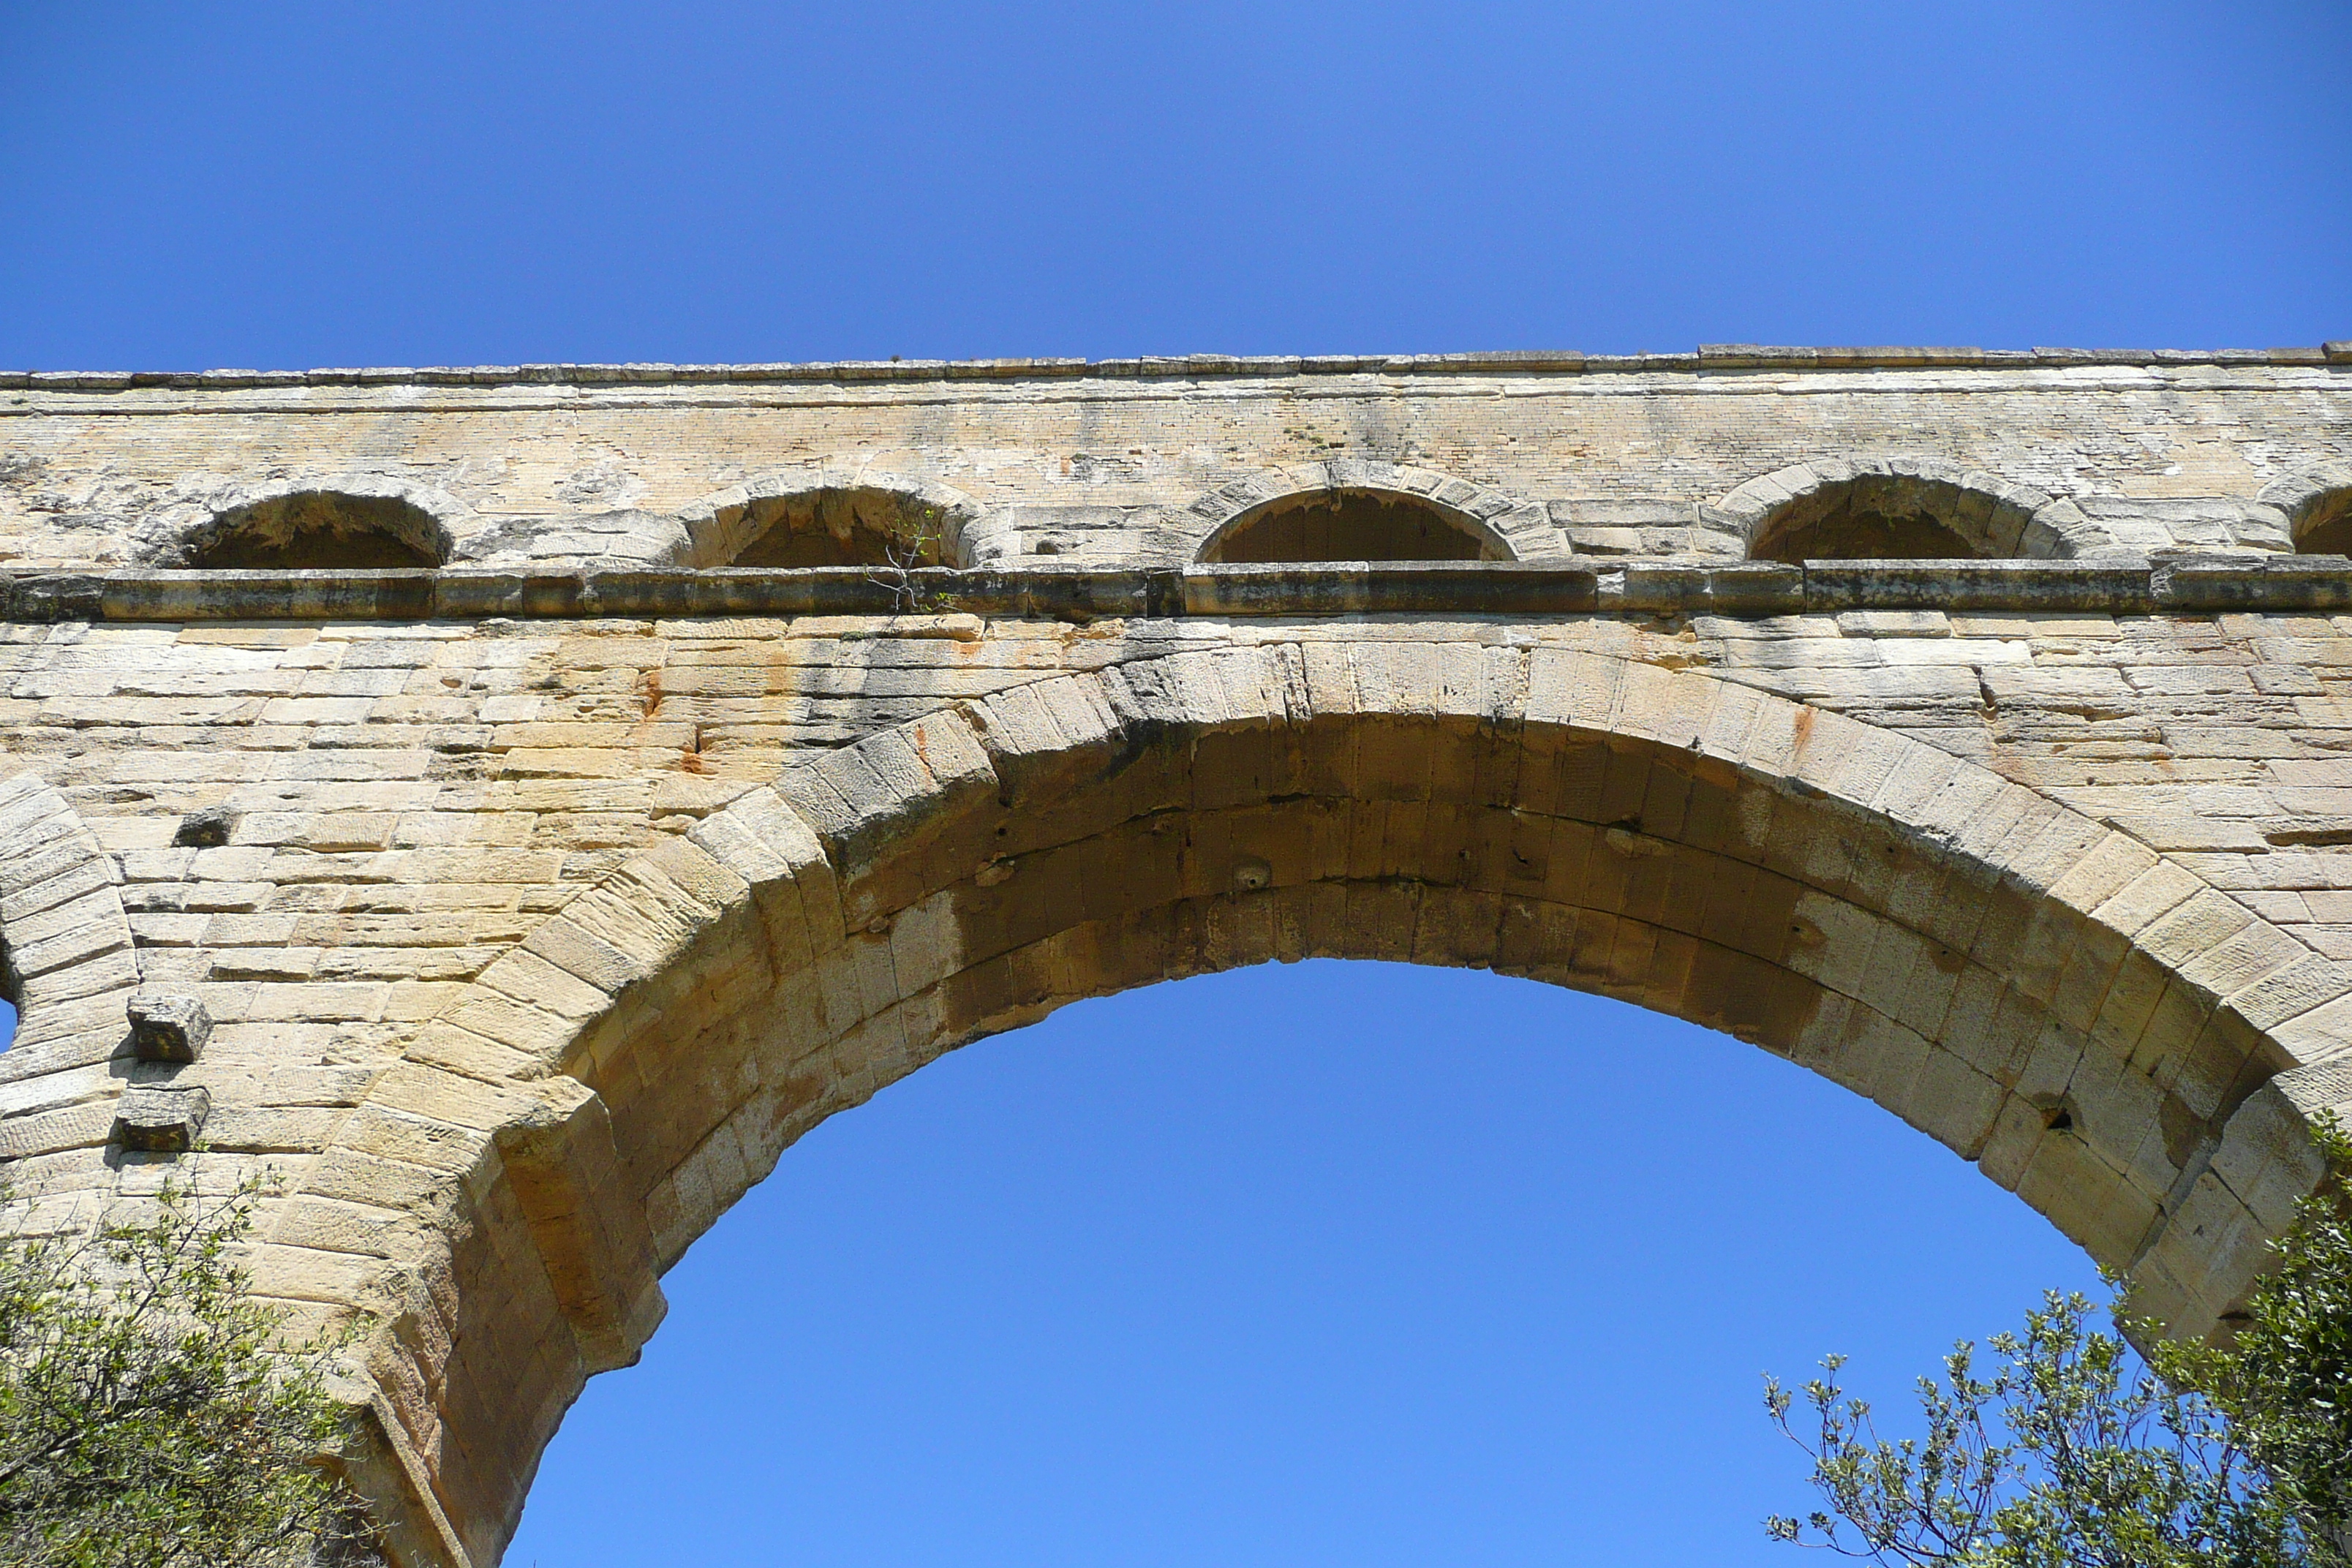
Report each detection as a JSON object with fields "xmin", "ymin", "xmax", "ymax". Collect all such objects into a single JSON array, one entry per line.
[
  {"xmin": 600, "ymin": 716, "xmax": 2275, "ymax": 1300},
  {"xmin": 720, "ymin": 486, "xmax": 954, "ymax": 568},
  {"xmin": 2292, "ymin": 488, "xmax": 2352, "ymax": 557},
  {"xmin": 178, "ymin": 491, "xmax": 449, "ymax": 568},
  {"xmin": 1198, "ymin": 489, "xmax": 1508, "ymax": 563},
  {"xmin": 1749, "ymin": 474, "xmax": 2011, "ymax": 562}
]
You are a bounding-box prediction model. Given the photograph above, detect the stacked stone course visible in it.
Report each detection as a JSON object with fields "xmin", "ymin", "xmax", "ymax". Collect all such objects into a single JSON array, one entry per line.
[{"xmin": 1, "ymin": 349, "xmax": 2349, "ymax": 1566}]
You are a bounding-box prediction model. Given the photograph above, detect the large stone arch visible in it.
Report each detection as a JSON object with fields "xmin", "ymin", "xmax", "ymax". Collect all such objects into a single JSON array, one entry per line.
[
  {"xmin": 1182, "ymin": 461, "xmax": 1562, "ymax": 562},
  {"xmin": 295, "ymin": 648, "xmax": 2352, "ymax": 1567},
  {"xmin": 673, "ymin": 465, "xmax": 997, "ymax": 568},
  {"xmin": 1706, "ymin": 456, "xmax": 2127, "ymax": 560}
]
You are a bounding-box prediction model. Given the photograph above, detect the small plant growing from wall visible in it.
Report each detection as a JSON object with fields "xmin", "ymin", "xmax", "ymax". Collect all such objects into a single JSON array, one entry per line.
[
  {"xmin": 867, "ymin": 500, "xmax": 955, "ymax": 614},
  {"xmin": 0, "ymin": 1168, "xmax": 382, "ymax": 1567}
]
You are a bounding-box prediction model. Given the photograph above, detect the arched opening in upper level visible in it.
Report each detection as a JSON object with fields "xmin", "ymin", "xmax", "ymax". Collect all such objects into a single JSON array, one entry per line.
[
  {"xmin": 2254, "ymin": 466, "xmax": 2352, "ymax": 559},
  {"xmin": 1747, "ymin": 473, "xmax": 2029, "ymax": 563},
  {"xmin": 2290, "ymin": 488, "xmax": 2352, "ymax": 557},
  {"xmin": 1712, "ymin": 459, "xmax": 2081, "ymax": 563},
  {"xmin": 1751, "ymin": 477, "xmax": 1978, "ymax": 561},
  {"xmin": 175, "ymin": 491, "xmax": 451, "ymax": 569},
  {"xmin": 314, "ymin": 649, "xmax": 2339, "ymax": 1566},
  {"xmin": 676, "ymin": 475, "xmax": 990, "ymax": 570},
  {"xmin": 1196, "ymin": 489, "xmax": 1508, "ymax": 563},
  {"xmin": 722, "ymin": 487, "xmax": 954, "ymax": 568}
]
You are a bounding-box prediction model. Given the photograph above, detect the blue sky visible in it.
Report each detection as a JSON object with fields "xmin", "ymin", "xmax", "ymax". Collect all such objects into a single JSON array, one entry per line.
[
  {"xmin": 502, "ymin": 963, "xmax": 2099, "ymax": 1568},
  {"xmin": 1, "ymin": 4, "xmax": 2345, "ymax": 1565},
  {"xmin": 1, "ymin": 2, "xmax": 2346, "ymax": 369}
]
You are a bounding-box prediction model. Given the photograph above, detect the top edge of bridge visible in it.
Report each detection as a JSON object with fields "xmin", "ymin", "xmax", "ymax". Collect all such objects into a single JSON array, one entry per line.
[{"xmin": 5, "ymin": 345, "xmax": 2351, "ymax": 393}]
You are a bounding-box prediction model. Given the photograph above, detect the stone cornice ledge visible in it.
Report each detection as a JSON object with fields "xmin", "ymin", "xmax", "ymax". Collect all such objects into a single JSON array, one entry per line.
[
  {"xmin": 4, "ymin": 559, "xmax": 2351, "ymax": 622},
  {"xmin": 2, "ymin": 343, "xmax": 2348, "ymax": 391}
]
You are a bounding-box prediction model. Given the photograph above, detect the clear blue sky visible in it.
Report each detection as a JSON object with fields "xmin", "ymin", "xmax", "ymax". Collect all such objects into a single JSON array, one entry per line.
[
  {"xmin": 1, "ymin": 4, "xmax": 2345, "ymax": 1566},
  {"xmin": 0, "ymin": 2, "xmax": 2345, "ymax": 368}
]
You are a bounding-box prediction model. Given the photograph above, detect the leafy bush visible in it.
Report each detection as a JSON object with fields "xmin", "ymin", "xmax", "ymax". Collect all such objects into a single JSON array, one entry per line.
[
  {"xmin": 0, "ymin": 1169, "xmax": 380, "ymax": 1567},
  {"xmin": 1766, "ymin": 1118, "xmax": 2352, "ymax": 1567}
]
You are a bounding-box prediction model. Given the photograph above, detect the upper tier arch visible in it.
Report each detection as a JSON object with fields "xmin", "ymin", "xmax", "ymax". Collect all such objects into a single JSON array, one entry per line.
[
  {"xmin": 2259, "ymin": 462, "xmax": 2352, "ymax": 556},
  {"xmin": 1183, "ymin": 462, "xmax": 1559, "ymax": 562},
  {"xmin": 674, "ymin": 467, "xmax": 995, "ymax": 568},
  {"xmin": 1711, "ymin": 456, "xmax": 2126, "ymax": 561},
  {"xmin": 296, "ymin": 647, "xmax": 2351, "ymax": 1566},
  {"xmin": 139, "ymin": 474, "xmax": 467, "ymax": 568}
]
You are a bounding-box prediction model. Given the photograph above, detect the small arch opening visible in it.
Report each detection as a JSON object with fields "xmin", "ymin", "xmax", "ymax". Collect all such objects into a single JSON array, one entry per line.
[
  {"xmin": 2292, "ymin": 488, "xmax": 2352, "ymax": 557},
  {"xmin": 723, "ymin": 488, "xmax": 954, "ymax": 569},
  {"xmin": 1748, "ymin": 475, "xmax": 1998, "ymax": 563},
  {"xmin": 1199, "ymin": 489, "xmax": 1505, "ymax": 564},
  {"xmin": 181, "ymin": 491, "xmax": 448, "ymax": 569}
]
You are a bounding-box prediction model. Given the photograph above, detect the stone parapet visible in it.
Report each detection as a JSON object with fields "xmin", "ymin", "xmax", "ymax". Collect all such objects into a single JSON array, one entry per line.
[
  {"xmin": 4, "ymin": 342, "xmax": 2348, "ymax": 391},
  {"xmin": 4, "ymin": 349, "xmax": 2346, "ymax": 573}
]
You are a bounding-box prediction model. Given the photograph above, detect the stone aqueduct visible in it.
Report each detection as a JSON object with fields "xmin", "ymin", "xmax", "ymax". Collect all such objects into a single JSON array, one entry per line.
[{"xmin": 2, "ymin": 344, "xmax": 2351, "ymax": 1564}]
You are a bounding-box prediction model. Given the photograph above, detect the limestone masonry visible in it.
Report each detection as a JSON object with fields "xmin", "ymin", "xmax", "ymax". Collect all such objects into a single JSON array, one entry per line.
[{"xmin": 4, "ymin": 346, "xmax": 2352, "ymax": 1565}]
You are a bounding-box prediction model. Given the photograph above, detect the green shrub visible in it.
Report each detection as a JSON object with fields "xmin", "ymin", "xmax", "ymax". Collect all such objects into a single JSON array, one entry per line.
[
  {"xmin": 0, "ymin": 1169, "xmax": 380, "ymax": 1567},
  {"xmin": 1766, "ymin": 1117, "xmax": 2352, "ymax": 1567}
]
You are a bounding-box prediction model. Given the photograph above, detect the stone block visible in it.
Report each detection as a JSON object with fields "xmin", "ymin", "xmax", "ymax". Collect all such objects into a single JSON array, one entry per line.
[
  {"xmin": 171, "ymin": 804, "xmax": 238, "ymax": 847},
  {"xmin": 112, "ymin": 1084, "xmax": 211, "ymax": 1153},
  {"xmin": 126, "ymin": 989, "xmax": 213, "ymax": 1062}
]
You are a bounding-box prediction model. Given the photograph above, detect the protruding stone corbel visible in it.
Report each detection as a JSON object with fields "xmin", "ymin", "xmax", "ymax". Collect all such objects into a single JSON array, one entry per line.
[
  {"xmin": 113, "ymin": 1084, "xmax": 210, "ymax": 1152},
  {"xmin": 127, "ymin": 990, "xmax": 212, "ymax": 1063}
]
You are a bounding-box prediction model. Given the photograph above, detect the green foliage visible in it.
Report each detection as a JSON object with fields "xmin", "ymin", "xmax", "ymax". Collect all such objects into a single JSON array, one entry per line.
[
  {"xmin": 0, "ymin": 1169, "xmax": 380, "ymax": 1567},
  {"xmin": 1765, "ymin": 1115, "xmax": 2352, "ymax": 1568},
  {"xmin": 2161, "ymin": 1117, "xmax": 2352, "ymax": 1550}
]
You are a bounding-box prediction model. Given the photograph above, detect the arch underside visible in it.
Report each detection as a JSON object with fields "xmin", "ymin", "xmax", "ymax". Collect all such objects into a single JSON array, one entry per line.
[
  {"xmin": 179, "ymin": 491, "xmax": 450, "ymax": 568},
  {"xmin": 349, "ymin": 649, "xmax": 2342, "ymax": 1564},
  {"xmin": 1199, "ymin": 489, "xmax": 1509, "ymax": 562},
  {"xmin": 1750, "ymin": 473, "xmax": 2018, "ymax": 562},
  {"xmin": 604, "ymin": 705, "xmax": 2279, "ymax": 1292}
]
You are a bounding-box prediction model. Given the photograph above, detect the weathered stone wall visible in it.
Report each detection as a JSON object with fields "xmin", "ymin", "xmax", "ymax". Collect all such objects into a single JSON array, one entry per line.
[
  {"xmin": 6, "ymin": 350, "xmax": 2350, "ymax": 569},
  {"xmin": 3, "ymin": 351, "xmax": 2351, "ymax": 1567}
]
